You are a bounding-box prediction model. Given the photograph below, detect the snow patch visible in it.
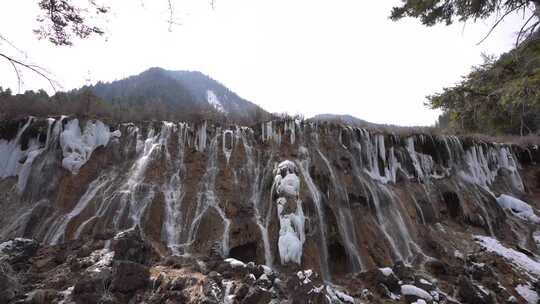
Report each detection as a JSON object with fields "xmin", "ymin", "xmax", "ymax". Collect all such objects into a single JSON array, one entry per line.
[
  {"xmin": 224, "ymin": 258, "xmax": 246, "ymax": 268},
  {"xmin": 379, "ymin": 267, "xmax": 393, "ymax": 276},
  {"xmin": 57, "ymin": 286, "xmax": 74, "ymax": 304},
  {"xmin": 534, "ymin": 231, "xmax": 540, "ymax": 248},
  {"xmin": 516, "ymin": 284, "xmax": 539, "ymax": 304},
  {"xmin": 207, "ymin": 90, "xmax": 226, "ymax": 113},
  {"xmin": 297, "ymin": 269, "xmax": 314, "ymax": 284},
  {"xmin": 475, "ymin": 235, "xmax": 540, "ymax": 276},
  {"xmin": 496, "ymin": 194, "xmax": 540, "ymax": 223},
  {"xmin": 325, "ymin": 286, "xmax": 355, "ymax": 303},
  {"xmin": 401, "ymin": 285, "xmax": 433, "ymax": 301},
  {"xmin": 84, "ymin": 248, "xmax": 115, "ymax": 273}
]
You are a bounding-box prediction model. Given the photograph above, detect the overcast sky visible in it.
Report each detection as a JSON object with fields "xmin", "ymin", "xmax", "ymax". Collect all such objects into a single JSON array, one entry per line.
[{"xmin": 0, "ymin": 1, "xmax": 532, "ymax": 125}]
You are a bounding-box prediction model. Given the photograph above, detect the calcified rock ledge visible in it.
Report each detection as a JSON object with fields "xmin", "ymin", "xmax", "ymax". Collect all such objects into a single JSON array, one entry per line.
[{"xmin": 0, "ymin": 116, "xmax": 540, "ymax": 304}]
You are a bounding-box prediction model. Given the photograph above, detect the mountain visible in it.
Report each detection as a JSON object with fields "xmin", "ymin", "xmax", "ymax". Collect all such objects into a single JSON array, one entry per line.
[
  {"xmin": 86, "ymin": 67, "xmax": 269, "ymax": 124},
  {"xmin": 310, "ymin": 113, "xmax": 375, "ymax": 127}
]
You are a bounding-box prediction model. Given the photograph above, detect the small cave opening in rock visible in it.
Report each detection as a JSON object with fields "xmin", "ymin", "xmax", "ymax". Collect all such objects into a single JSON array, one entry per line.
[
  {"xmin": 228, "ymin": 242, "xmax": 258, "ymax": 264},
  {"xmin": 328, "ymin": 241, "xmax": 348, "ymax": 275},
  {"xmin": 442, "ymin": 191, "xmax": 462, "ymax": 218}
]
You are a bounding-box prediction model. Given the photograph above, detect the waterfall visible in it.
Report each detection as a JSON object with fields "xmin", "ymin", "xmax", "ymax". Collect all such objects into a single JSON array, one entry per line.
[
  {"xmin": 186, "ymin": 132, "xmax": 231, "ymax": 257},
  {"xmin": 317, "ymin": 149, "xmax": 365, "ymax": 272},
  {"xmin": 297, "ymin": 145, "xmax": 331, "ymax": 281},
  {"xmin": 241, "ymin": 129, "xmax": 274, "ymax": 268},
  {"xmin": 162, "ymin": 123, "xmax": 187, "ymax": 255},
  {"xmin": 1, "ymin": 116, "xmax": 536, "ymax": 282}
]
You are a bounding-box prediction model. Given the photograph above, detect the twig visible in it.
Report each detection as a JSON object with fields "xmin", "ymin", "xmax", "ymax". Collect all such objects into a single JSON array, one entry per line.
[
  {"xmin": 477, "ymin": 5, "xmax": 525, "ymax": 45},
  {"xmin": 515, "ymin": 11, "xmax": 538, "ymax": 47},
  {"xmin": 0, "ymin": 52, "xmax": 57, "ymax": 92}
]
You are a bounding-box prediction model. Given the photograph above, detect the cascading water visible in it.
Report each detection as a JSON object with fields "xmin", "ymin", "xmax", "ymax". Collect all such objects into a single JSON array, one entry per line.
[
  {"xmin": 297, "ymin": 145, "xmax": 331, "ymax": 280},
  {"xmin": 240, "ymin": 129, "xmax": 274, "ymax": 268},
  {"xmin": 317, "ymin": 149, "xmax": 365, "ymax": 271},
  {"xmin": 162, "ymin": 123, "xmax": 187, "ymax": 255},
  {"xmin": 185, "ymin": 132, "xmax": 231, "ymax": 257}
]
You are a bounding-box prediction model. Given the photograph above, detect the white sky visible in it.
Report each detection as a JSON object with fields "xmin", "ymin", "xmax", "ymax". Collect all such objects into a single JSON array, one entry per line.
[{"xmin": 0, "ymin": 1, "xmax": 532, "ymax": 126}]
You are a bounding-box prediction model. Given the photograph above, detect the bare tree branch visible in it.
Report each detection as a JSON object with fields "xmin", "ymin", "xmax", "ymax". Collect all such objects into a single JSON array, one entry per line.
[
  {"xmin": 477, "ymin": 4, "xmax": 526, "ymax": 45},
  {"xmin": 0, "ymin": 52, "xmax": 57, "ymax": 92},
  {"xmin": 516, "ymin": 12, "xmax": 537, "ymax": 47}
]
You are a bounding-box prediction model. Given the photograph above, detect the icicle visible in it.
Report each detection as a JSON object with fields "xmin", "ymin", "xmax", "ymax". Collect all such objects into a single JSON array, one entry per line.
[
  {"xmin": 196, "ymin": 121, "xmax": 207, "ymax": 152},
  {"xmin": 0, "ymin": 117, "xmax": 34, "ymax": 179}
]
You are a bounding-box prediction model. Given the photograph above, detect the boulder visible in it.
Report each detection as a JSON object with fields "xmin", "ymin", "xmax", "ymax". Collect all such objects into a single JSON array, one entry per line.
[
  {"xmin": 73, "ymin": 269, "xmax": 112, "ymax": 304},
  {"xmin": 242, "ymin": 286, "xmax": 273, "ymax": 304},
  {"xmin": 376, "ymin": 267, "xmax": 400, "ymax": 292},
  {"xmin": 0, "ymin": 238, "xmax": 39, "ymax": 268},
  {"xmin": 111, "ymin": 261, "xmax": 150, "ymax": 293},
  {"xmin": 393, "ymin": 261, "xmax": 415, "ymax": 282},
  {"xmin": 111, "ymin": 227, "xmax": 156, "ymax": 265},
  {"xmin": 0, "ymin": 269, "xmax": 20, "ymax": 303},
  {"xmin": 458, "ymin": 275, "xmax": 494, "ymax": 304},
  {"xmin": 23, "ymin": 289, "xmax": 57, "ymax": 304}
]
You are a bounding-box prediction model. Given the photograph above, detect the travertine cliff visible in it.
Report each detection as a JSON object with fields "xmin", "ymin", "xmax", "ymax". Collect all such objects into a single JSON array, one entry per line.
[{"xmin": 1, "ymin": 116, "xmax": 539, "ymax": 303}]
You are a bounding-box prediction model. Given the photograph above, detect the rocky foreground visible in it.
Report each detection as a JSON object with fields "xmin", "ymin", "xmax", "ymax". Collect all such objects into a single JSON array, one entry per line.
[
  {"xmin": 1, "ymin": 117, "xmax": 540, "ymax": 303},
  {"xmin": 2, "ymin": 226, "xmax": 540, "ymax": 303}
]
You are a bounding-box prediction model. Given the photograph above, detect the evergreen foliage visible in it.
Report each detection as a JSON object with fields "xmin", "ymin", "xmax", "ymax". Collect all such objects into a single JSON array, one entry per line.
[{"xmin": 428, "ymin": 34, "xmax": 540, "ymax": 135}]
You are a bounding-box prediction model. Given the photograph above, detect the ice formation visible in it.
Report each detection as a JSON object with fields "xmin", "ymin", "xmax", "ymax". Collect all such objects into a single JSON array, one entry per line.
[
  {"xmin": 274, "ymin": 160, "xmax": 305, "ymax": 265},
  {"xmin": 496, "ymin": 194, "xmax": 540, "ymax": 223},
  {"xmin": 460, "ymin": 145, "xmax": 523, "ymax": 191},
  {"xmin": 60, "ymin": 119, "xmax": 120, "ymax": 174},
  {"xmin": 0, "ymin": 118, "xmax": 68, "ymax": 193}
]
